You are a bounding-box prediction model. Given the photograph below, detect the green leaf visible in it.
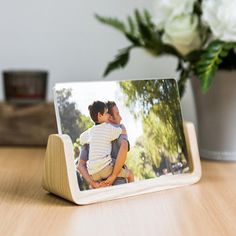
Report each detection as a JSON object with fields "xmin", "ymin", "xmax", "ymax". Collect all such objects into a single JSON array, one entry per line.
[
  {"xmin": 127, "ymin": 16, "xmax": 135, "ymax": 34},
  {"xmin": 134, "ymin": 9, "xmax": 143, "ymax": 25},
  {"xmin": 134, "ymin": 9, "xmax": 153, "ymax": 43},
  {"xmin": 95, "ymin": 14, "xmax": 126, "ymax": 33},
  {"xmin": 160, "ymin": 44, "xmax": 182, "ymax": 58},
  {"xmin": 125, "ymin": 33, "xmax": 141, "ymax": 45},
  {"xmin": 176, "ymin": 60, "xmax": 182, "ymax": 71},
  {"xmin": 196, "ymin": 59, "xmax": 214, "ymax": 66},
  {"xmin": 208, "ymin": 42, "xmax": 222, "ymax": 51},
  {"xmin": 194, "ymin": 41, "xmax": 234, "ymax": 92},
  {"xmin": 103, "ymin": 46, "xmax": 134, "ymax": 77},
  {"xmin": 178, "ymin": 68, "xmax": 190, "ymax": 98},
  {"xmin": 143, "ymin": 9, "xmax": 154, "ymax": 29},
  {"xmin": 96, "ymin": 9, "xmax": 176, "ymax": 76},
  {"xmin": 224, "ymin": 42, "xmax": 236, "ymax": 50}
]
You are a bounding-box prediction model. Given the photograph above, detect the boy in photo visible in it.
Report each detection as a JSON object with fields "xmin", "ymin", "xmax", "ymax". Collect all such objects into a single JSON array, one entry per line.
[{"xmin": 79, "ymin": 101, "xmax": 134, "ymax": 187}]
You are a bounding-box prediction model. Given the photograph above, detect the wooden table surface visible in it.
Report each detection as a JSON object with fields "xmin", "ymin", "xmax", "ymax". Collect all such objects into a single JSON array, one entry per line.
[{"xmin": 0, "ymin": 147, "xmax": 236, "ymax": 236}]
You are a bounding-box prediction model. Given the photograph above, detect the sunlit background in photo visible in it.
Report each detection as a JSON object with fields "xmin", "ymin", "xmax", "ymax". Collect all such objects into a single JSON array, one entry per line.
[{"xmin": 55, "ymin": 81, "xmax": 143, "ymax": 147}]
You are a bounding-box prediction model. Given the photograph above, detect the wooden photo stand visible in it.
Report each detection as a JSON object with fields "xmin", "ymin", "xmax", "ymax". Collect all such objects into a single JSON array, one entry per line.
[{"xmin": 42, "ymin": 122, "xmax": 202, "ymax": 205}]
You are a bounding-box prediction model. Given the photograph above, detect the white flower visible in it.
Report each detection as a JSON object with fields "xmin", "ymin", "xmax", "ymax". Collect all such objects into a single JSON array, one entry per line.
[
  {"xmin": 162, "ymin": 14, "xmax": 201, "ymax": 55},
  {"xmin": 153, "ymin": 0, "xmax": 196, "ymax": 29},
  {"xmin": 202, "ymin": 0, "xmax": 236, "ymax": 41}
]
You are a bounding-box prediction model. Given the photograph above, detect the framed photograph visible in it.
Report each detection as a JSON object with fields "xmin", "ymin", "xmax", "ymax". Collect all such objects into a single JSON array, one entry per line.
[{"xmin": 42, "ymin": 78, "xmax": 201, "ymax": 204}]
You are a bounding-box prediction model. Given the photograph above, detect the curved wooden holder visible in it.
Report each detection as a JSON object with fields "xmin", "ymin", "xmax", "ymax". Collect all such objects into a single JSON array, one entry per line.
[{"xmin": 42, "ymin": 122, "xmax": 201, "ymax": 205}]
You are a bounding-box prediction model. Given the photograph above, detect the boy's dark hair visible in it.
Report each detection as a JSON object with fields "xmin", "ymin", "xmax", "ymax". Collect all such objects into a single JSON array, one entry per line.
[
  {"xmin": 88, "ymin": 101, "xmax": 107, "ymax": 123},
  {"xmin": 106, "ymin": 101, "xmax": 116, "ymax": 116}
]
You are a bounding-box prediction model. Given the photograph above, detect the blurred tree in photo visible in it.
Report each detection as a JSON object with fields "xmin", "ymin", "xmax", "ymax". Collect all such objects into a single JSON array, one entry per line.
[
  {"xmin": 56, "ymin": 88, "xmax": 93, "ymax": 191},
  {"xmin": 119, "ymin": 79, "xmax": 188, "ymax": 177},
  {"xmin": 126, "ymin": 136, "xmax": 156, "ymax": 180},
  {"xmin": 56, "ymin": 88, "xmax": 93, "ymax": 145}
]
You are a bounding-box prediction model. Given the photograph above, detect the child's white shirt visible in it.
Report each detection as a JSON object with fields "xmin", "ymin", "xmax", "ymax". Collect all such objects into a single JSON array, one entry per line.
[{"xmin": 80, "ymin": 123, "xmax": 122, "ymax": 175}]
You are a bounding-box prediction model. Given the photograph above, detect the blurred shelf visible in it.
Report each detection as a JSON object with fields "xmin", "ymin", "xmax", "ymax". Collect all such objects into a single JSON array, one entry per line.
[{"xmin": 0, "ymin": 102, "xmax": 57, "ymax": 146}]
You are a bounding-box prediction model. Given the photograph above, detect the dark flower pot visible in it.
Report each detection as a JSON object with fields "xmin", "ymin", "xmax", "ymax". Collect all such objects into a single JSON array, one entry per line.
[{"xmin": 3, "ymin": 70, "xmax": 48, "ymax": 104}]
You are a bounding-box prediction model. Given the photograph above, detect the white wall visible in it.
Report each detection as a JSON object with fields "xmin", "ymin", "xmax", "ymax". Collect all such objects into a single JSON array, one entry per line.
[{"xmin": 0, "ymin": 0, "xmax": 196, "ymax": 124}]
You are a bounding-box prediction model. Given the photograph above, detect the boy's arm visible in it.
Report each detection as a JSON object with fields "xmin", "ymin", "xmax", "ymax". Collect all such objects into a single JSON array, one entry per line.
[
  {"xmin": 120, "ymin": 124, "xmax": 127, "ymax": 135},
  {"xmin": 109, "ymin": 124, "xmax": 126, "ymax": 141}
]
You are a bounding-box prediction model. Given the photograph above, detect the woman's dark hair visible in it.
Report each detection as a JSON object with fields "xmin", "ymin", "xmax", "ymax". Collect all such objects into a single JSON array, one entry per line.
[{"xmin": 88, "ymin": 101, "xmax": 107, "ymax": 123}]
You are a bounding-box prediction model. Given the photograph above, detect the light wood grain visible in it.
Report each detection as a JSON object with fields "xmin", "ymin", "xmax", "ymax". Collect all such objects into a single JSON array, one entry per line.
[
  {"xmin": 1, "ymin": 147, "xmax": 236, "ymax": 235},
  {"xmin": 42, "ymin": 122, "xmax": 201, "ymax": 204},
  {"xmin": 42, "ymin": 134, "xmax": 80, "ymax": 203}
]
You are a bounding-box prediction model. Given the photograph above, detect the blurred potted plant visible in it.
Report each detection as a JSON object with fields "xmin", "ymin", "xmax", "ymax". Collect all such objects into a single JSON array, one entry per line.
[{"xmin": 96, "ymin": 0, "xmax": 236, "ymax": 161}]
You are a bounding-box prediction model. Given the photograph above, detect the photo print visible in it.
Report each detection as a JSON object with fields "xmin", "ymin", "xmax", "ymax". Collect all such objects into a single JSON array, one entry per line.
[{"xmin": 54, "ymin": 79, "xmax": 190, "ymax": 191}]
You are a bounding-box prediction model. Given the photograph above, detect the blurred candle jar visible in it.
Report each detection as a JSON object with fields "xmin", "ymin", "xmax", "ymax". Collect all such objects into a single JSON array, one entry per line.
[{"xmin": 3, "ymin": 70, "xmax": 48, "ymax": 104}]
